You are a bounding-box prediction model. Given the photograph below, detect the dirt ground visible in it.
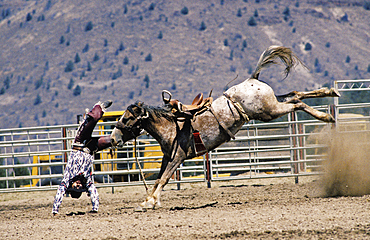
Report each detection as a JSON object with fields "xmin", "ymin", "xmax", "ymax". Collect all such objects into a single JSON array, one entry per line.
[
  {"xmin": 1, "ymin": 175, "xmax": 370, "ymax": 240},
  {"xmin": 2, "ymin": 130, "xmax": 370, "ymax": 240}
]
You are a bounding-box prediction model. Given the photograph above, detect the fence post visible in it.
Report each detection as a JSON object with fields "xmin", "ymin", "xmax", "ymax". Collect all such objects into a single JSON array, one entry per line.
[
  {"xmin": 290, "ymin": 112, "xmax": 299, "ymax": 184},
  {"xmin": 62, "ymin": 127, "xmax": 68, "ymax": 162},
  {"xmin": 206, "ymin": 152, "xmax": 211, "ymax": 188},
  {"xmin": 176, "ymin": 169, "xmax": 181, "ymax": 190}
]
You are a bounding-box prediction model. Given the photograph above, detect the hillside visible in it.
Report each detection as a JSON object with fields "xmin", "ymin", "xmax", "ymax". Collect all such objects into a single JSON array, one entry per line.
[{"xmin": 1, "ymin": 0, "xmax": 370, "ymax": 129}]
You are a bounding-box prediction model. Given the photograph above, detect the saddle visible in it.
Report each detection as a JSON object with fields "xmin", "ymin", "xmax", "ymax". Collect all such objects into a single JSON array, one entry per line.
[{"xmin": 162, "ymin": 90, "xmax": 213, "ymax": 120}]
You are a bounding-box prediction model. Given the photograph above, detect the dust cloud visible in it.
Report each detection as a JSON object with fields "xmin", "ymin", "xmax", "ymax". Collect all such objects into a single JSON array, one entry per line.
[{"xmin": 316, "ymin": 128, "xmax": 370, "ymax": 197}]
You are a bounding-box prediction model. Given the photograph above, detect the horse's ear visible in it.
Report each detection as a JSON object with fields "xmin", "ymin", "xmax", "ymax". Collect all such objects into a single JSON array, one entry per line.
[{"xmin": 137, "ymin": 102, "xmax": 144, "ymax": 107}]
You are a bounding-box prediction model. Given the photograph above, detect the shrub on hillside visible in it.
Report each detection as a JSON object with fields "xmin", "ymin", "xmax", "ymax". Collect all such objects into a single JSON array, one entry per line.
[
  {"xmin": 112, "ymin": 68, "xmax": 122, "ymax": 80},
  {"xmin": 87, "ymin": 62, "xmax": 92, "ymax": 71},
  {"xmin": 75, "ymin": 53, "xmax": 81, "ymax": 63},
  {"xmin": 144, "ymin": 75, "xmax": 150, "ymax": 88},
  {"xmin": 119, "ymin": 42, "xmax": 125, "ymax": 51},
  {"xmin": 365, "ymin": 1, "xmax": 370, "ymax": 10},
  {"xmin": 34, "ymin": 94, "xmax": 42, "ymax": 105},
  {"xmin": 345, "ymin": 56, "xmax": 351, "ymax": 63},
  {"xmin": 123, "ymin": 56, "xmax": 129, "ymax": 65},
  {"xmin": 237, "ymin": 9, "xmax": 242, "ymax": 17},
  {"xmin": 35, "ymin": 77, "xmax": 43, "ymax": 90},
  {"xmin": 73, "ymin": 85, "xmax": 81, "ymax": 96},
  {"xmin": 199, "ymin": 21, "xmax": 207, "ymax": 31},
  {"xmin": 149, "ymin": 3, "xmax": 155, "ymax": 11},
  {"xmin": 248, "ymin": 17, "xmax": 257, "ymax": 26},
  {"xmin": 67, "ymin": 78, "xmax": 74, "ymax": 90},
  {"xmin": 304, "ymin": 42, "xmax": 312, "ymax": 51},
  {"xmin": 65, "ymin": 61, "xmax": 74, "ymax": 72},
  {"xmin": 181, "ymin": 7, "xmax": 189, "ymax": 15},
  {"xmin": 4, "ymin": 76, "xmax": 10, "ymax": 89},
  {"xmin": 93, "ymin": 53, "xmax": 99, "ymax": 62},
  {"xmin": 85, "ymin": 21, "xmax": 93, "ymax": 31},
  {"xmin": 145, "ymin": 54, "xmax": 152, "ymax": 61},
  {"xmin": 82, "ymin": 44, "xmax": 89, "ymax": 53},
  {"xmin": 26, "ymin": 13, "xmax": 32, "ymax": 21}
]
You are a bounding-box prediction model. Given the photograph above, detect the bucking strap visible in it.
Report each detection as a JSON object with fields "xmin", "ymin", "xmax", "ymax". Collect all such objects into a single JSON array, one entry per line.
[{"xmin": 223, "ymin": 92, "xmax": 249, "ymax": 122}]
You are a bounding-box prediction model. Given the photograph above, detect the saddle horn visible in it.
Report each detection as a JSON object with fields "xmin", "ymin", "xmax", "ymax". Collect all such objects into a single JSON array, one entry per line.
[{"xmin": 162, "ymin": 90, "xmax": 172, "ymax": 104}]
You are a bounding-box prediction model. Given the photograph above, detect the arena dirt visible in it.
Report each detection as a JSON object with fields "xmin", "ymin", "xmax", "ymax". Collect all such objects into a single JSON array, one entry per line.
[
  {"xmin": 2, "ymin": 129, "xmax": 370, "ymax": 239},
  {"xmin": 1, "ymin": 176, "xmax": 370, "ymax": 239}
]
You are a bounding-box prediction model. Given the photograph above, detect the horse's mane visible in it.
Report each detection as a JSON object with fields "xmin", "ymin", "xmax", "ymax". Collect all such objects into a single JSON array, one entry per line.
[{"xmin": 139, "ymin": 102, "xmax": 175, "ymax": 122}]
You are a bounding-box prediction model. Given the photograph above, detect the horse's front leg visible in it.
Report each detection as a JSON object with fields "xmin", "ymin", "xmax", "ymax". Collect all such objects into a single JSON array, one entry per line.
[
  {"xmin": 140, "ymin": 156, "xmax": 184, "ymax": 209},
  {"xmin": 138, "ymin": 179, "xmax": 161, "ymax": 209}
]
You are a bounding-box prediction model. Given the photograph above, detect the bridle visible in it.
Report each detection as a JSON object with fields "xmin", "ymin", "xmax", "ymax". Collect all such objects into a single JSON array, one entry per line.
[
  {"xmin": 114, "ymin": 103, "xmax": 149, "ymax": 139},
  {"xmin": 114, "ymin": 103, "xmax": 150, "ymax": 192}
]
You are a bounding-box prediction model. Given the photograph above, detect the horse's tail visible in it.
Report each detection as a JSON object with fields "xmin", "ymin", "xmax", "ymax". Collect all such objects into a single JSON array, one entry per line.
[{"xmin": 251, "ymin": 46, "xmax": 306, "ymax": 80}]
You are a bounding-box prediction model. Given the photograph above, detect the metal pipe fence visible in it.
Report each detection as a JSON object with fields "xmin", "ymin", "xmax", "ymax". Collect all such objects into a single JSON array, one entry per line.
[{"xmin": 1, "ymin": 79, "xmax": 370, "ymax": 193}]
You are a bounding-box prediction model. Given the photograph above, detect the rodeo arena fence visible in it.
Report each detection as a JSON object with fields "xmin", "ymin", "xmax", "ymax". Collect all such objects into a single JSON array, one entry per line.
[{"xmin": 1, "ymin": 79, "xmax": 370, "ymax": 193}]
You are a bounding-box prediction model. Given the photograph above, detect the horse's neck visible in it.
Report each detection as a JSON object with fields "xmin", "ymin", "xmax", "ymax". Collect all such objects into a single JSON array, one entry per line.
[{"xmin": 143, "ymin": 116, "xmax": 177, "ymax": 149}]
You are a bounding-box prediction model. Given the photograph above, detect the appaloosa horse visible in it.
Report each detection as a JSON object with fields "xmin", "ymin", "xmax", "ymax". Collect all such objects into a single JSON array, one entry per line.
[{"xmin": 110, "ymin": 46, "xmax": 340, "ymax": 210}]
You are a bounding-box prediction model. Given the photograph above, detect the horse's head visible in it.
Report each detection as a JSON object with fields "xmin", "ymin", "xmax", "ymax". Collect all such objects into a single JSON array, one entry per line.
[{"xmin": 110, "ymin": 102, "xmax": 149, "ymax": 148}]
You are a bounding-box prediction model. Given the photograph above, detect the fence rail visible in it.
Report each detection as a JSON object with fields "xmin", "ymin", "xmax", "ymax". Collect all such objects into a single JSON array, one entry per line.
[{"xmin": 1, "ymin": 79, "xmax": 369, "ymax": 193}]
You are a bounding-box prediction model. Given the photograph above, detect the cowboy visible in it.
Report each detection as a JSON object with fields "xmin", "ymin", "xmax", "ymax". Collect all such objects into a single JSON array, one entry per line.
[{"xmin": 52, "ymin": 100, "xmax": 113, "ymax": 215}]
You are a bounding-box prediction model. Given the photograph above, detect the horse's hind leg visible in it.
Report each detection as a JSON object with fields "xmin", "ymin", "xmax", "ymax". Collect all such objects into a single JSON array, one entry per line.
[
  {"xmin": 277, "ymin": 87, "xmax": 340, "ymax": 102},
  {"xmin": 269, "ymin": 100, "xmax": 335, "ymax": 123},
  {"xmin": 288, "ymin": 100, "xmax": 335, "ymax": 122},
  {"xmin": 295, "ymin": 101, "xmax": 335, "ymax": 122},
  {"xmin": 295, "ymin": 87, "xmax": 340, "ymax": 100}
]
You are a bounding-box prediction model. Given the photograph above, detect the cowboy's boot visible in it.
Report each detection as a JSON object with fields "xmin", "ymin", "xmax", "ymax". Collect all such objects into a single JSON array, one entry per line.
[{"xmin": 74, "ymin": 101, "xmax": 112, "ymax": 145}]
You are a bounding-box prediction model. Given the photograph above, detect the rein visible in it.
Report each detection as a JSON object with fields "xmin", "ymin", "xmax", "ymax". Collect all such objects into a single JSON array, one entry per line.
[
  {"xmin": 134, "ymin": 138, "xmax": 149, "ymax": 194},
  {"xmin": 115, "ymin": 103, "xmax": 150, "ymax": 193}
]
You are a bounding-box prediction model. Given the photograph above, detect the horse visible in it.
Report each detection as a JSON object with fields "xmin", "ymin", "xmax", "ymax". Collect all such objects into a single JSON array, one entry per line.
[{"xmin": 110, "ymin": 46, "xmax": 340, "ymax": 210}]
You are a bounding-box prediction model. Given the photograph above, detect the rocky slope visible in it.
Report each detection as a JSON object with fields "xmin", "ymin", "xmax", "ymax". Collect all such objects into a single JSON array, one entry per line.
[{"xmin": 0, "ymin": 0, "xmax": 369, "ymax": 129}]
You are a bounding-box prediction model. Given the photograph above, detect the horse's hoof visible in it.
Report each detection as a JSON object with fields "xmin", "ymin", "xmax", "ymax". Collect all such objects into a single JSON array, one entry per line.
[
  {"xmin": 330, "ymin": 88, "xmax": 341, "ymax": 97},
  {"xmin": 143, "ymin": 201, "xmax": 155, "ymax": 209},
  {"xmin": 326, "ymin": 114, "xmax": 335, "ymax": 123},
  {"xmin": 155, "ymin": 200, "xmax": 162, "ymax": 208},
  {"xmin": 134, "ymin": 205, "xmax": 147, "ymax": 212}
]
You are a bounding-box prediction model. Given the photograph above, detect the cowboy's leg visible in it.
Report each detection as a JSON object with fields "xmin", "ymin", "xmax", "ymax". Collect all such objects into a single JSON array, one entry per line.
[
  {"xmin": 85, "ymin": 136, "xmax": 112, "ymax": 153},
  {"xmin": 87, "ymin": 183, "xmax": 99, "ymax": 212},
  {"xmin": 74, "ymin": 101, "xmax": 112, "ymax": 145}
]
